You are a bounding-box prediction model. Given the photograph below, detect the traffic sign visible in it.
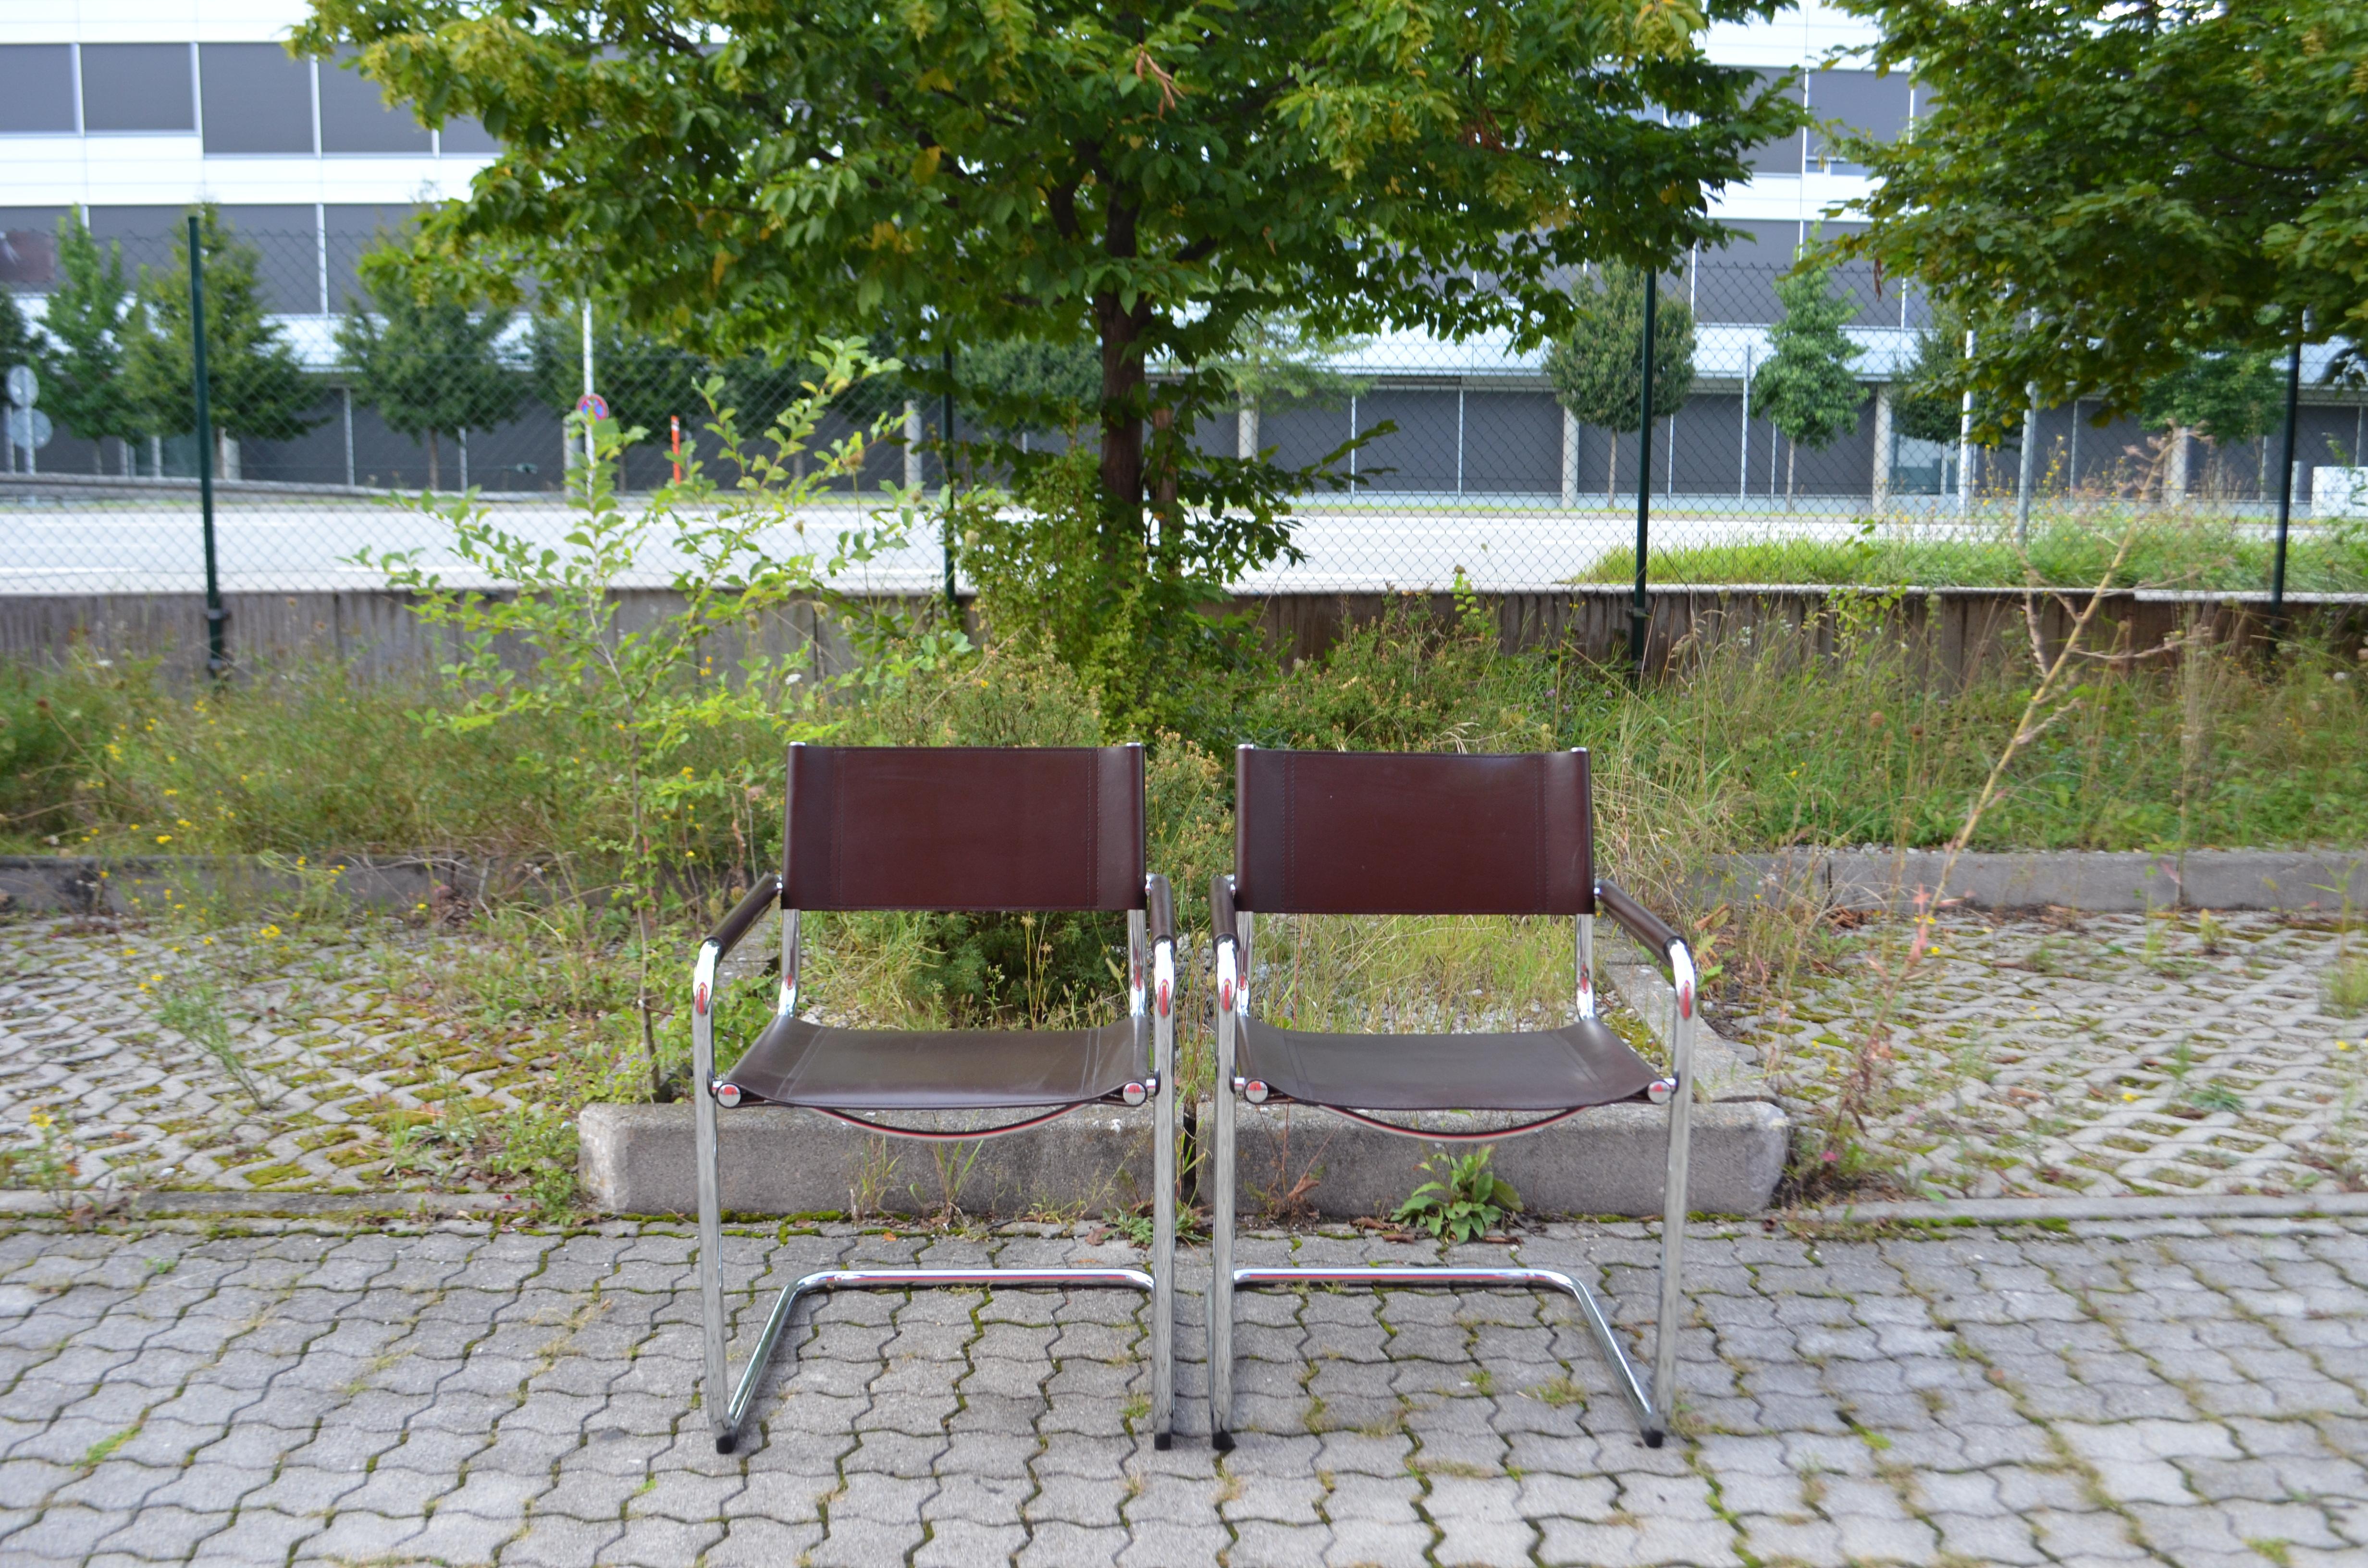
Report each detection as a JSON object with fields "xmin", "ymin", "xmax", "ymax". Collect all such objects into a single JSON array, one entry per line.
[
  {"xmin": 3, "ymin": 365, "xmax": 34, "ymax": 408},
  {"xmin": 4, "ymin": 407, "xmax": 51, "ymax": 450},
  {"xmin": 576, "ymin": 392, "xmax": 610, "ymax": 420}
]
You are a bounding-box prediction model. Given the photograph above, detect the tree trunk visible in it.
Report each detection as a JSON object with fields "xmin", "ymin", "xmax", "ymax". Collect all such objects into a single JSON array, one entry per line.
[
  {"xmin": 426, "ymin": 429, "xmax": 442, "ymax": 492},
  {"xmin": 1606, "ymin": 431, "xmax": 1618, "ymax": 503},
  {"xmin": 1095, "ymin": 292, "xmax": 1147, "ymax": 547},
  {"xmin": 1786, "ymin": 440, "xmax": 1797, "ymax": 510}
]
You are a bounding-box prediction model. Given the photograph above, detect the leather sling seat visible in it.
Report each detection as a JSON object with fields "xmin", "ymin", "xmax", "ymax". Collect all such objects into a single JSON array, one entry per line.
[
  {"xmin": 724, "ymin": 1015, "xmax": 1143, "ymax": 1110},
  {"xmin": 1235, "ymin": 1015, "xmax": 1655, "ymax": 1113}
]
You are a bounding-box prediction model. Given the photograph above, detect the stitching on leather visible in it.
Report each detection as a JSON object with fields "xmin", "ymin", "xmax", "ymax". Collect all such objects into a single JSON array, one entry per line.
[
  {"xmin": 1085, "ymin": 752, "xmax": 1099, "ymax": 910},
  {"xmin": 1534, "ymin": 756, "xmax": 1548, "ymax": 912}
]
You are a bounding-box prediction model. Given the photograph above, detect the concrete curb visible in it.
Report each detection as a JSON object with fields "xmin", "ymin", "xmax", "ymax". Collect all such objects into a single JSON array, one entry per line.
[
  {"xmin": 1699, "ymin": 848, "xmax": 2368, "ymax": 914},
  {"xmin": 1791, "ymin": 1192, "xmax": 2368, "ymax": 1225},
  {"xmin": 576, "ymin": 1098, "xmax": 1793, "ymax": 1221},
  {"xmin": 0, "ymin": 1189, "xmax": 519, "ymax": 1219},
  {"xmin": 11, "ymin": 848, "xmax": 2363, "ymax": 919}
]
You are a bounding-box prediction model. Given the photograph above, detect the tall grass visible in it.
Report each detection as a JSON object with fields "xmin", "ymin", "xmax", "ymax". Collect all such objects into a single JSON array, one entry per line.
[{"xmin": 1575, "ymin": 508, "xmax": 2368, "ymax": 590}]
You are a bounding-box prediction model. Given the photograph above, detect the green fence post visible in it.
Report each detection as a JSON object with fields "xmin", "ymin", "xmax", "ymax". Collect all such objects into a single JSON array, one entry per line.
[
  {"xmin": 188, "ymin": 214, "xmax": 227, "ymax": 678},
  {"xmin": 941, "ymin": 344, "xmax": 958, "ymax": 612},
  {"xmin": 1628, "ymin": 268, "xmax": 1657, "ymax": 679},
  {"xmin": 2269, "ymin": 335, "xmax": 2301, "ymax": 635}
]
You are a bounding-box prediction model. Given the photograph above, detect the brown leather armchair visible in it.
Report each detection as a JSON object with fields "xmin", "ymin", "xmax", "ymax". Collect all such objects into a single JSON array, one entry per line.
[
  {"xmin": 1207, "ymin": 746, "xmax": 1700, "ymax": 1450},
  {"xmin": 692, "ymin": 743, "xmax": 1179, "ymax": 1452}
]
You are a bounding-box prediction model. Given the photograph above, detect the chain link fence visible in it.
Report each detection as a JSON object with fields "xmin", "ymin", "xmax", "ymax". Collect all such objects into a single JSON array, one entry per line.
[{"xmin": 6, "ymin": 209, "xmax": 2367, "ymax": 610}]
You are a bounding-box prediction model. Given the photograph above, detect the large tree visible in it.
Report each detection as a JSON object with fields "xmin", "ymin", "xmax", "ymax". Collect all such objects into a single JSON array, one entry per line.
[
  {"xmin": 296, "ymin": 0, "xmax": 1799, "ymax": 568},
  {"xmin": 1838, "ymin": 0, "xmax": 2368, "ymax": 422},
  {"xmin": 37, "ymin": 212, "xmax": 138, "ymax": 473},
  {"xmin": 1543, "ymin": 262, "xmax": 1696, "ymax": 500}
]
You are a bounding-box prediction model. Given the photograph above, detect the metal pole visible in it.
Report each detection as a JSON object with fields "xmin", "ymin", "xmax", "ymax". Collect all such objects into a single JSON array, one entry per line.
[
  {"xmin": 1957, "ymin": 330, "xmax": 1975, "ymax": 519},
  {"xmin": 941, "ymin": 345, "xmax": 957, "ymax": 611},
  {"xmin": 189, "ymin": 215, "xmax": 226, "ymax": 678},
  {"xmin": 2270, "ymin": 335, "xmax": 2302, "ymax": 626},
  {"xmin": 1629, "ymin": 269, "xmax": 1658, "ymax": 678},
  {"xmin": 2015, "ymin": 385, "xmax": 2039, "ymax": 547},
  {"xmin": 580, "ymin": 295, "xmax": 596, "ymax": 476}
]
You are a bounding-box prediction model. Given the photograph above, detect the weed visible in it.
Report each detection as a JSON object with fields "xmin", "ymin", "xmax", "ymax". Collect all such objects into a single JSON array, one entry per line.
[
  {"xmin": 154, "ymin": 978, "xmax": 272, "ymax": 1114},
  {"xmin": 2327, "ymin": 952, "xmax": 2368, "ymax": 1017},
  {"xmin": 1392, "ymin": 1146, "xmax": 1521, "ymax": 1244},
  {"xmin": 78, "ymin": 1427, "xmax": 139, "ymax": 1470},
  {"xmin": 2189, "ymin": 1083, "xmax": 2246, "ymax": 1115},
  {"xmin": 2247, "ymin": 1539, "xmax": 2292, "ymax": 1568}
]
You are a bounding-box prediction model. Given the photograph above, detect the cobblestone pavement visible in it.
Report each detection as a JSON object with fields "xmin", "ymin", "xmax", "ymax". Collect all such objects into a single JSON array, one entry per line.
[
  {"xmin": 0, "ymin": 918, "xmax": 555, "ymax": 1197},
  {"xmin": 1, "ymin": 1215, "xmax": 2363, "ymax": 1566},
  {"xmin": 1742, "ymin": 912, "xmax": 2368, "ymax": 1200}
]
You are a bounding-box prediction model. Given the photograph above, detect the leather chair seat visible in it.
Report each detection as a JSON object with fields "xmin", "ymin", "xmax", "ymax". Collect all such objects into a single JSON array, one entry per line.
[
  {"xmin": 727, "ymin": 1013, "xmax": 1144, "ymax": 1109},
  {"xmin": 1237, "ymin": 1016, "xmax": 1655, "ymax": 1111}
]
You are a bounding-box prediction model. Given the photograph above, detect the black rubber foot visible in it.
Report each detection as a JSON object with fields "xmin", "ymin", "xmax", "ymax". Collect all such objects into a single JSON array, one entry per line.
[
  {"xmin": 1644, "ymin": 1430, "xmax": 1665, "ymax": 1449},
  {"xmin": 715, "ymin": 1434, "xmax": 737, "ymax": 1455},
  {"xmin": 1212, "ymin": 1430, "xmax": 1235, "ymax": 1453},
  {"xmin": 1154, "ymin": 1433, "xmax": 1172, "ymax": 1451}
]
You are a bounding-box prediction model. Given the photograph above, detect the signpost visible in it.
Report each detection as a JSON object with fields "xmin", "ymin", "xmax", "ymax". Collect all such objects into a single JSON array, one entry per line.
[{"xmin": 3, "ymin": 364, "xmax": 46, "ymax": 475}]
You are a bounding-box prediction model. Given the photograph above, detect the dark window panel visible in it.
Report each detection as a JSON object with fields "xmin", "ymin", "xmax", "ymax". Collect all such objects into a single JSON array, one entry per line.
[
  {"xmin": 1810, "ymin": 69, "xmax": 1912, "ymax": 172},
  {"xmin": 86, "ymin": 206, "xmax": 190, "ymax": 283},
  {"xmin": 1743, "ymin": 68, "xmax": 1804, "ymax": 175},
  {"xmin": 1695, "ymin": 222, "xmax": 1800, "ymax": 325},
  {"xmin": 0, "ymin": 46, "xmax": 77, "ymax": 134},
  {"xmin": 214, "ymin": 207, "xmax": 324, "ymax": 313},
  {"xmin": 438, "ymin": 115, "xmax": 499, "ymax": 154},
  {"xmin": 82, "ymin": 43, "xmax": 196, "ymax": 134},
  {"xmin": 200, "ymin": 44, "xmax": 314, "ymax": 155},
  {"xmin": 0, "ymin": 209, "xmax": 69, "ymax": 289},
  {"xmin": 324, "ymin": 204, "xmax": 426, "ymax": 312},
  {"xmin": 1461, "ymin": 391, "xmax": 1560, "ymax": 493},
  {"xmin": 1356, "ymin": 389, "xmax": 1460, "ymax": 493},
  {"xmin": 319, "ymin": 49, "xmax": 430, "ymax": 153}
]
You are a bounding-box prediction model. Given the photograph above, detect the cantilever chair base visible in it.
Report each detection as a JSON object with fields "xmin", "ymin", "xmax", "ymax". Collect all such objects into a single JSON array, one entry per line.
[
  {"xmin": 1217, "ymin": 1266, "xmax": 1668, "ymax": 1452},
  {"xmin": 713, "ymin": 1266, "xmax": 1162, "ymax": 1454}
]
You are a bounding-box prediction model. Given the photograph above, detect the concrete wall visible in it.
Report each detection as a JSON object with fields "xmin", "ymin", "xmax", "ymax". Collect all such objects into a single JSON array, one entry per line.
[{"xmin": 6, "ymin": 583, "xmax": 2363, "ymax": 687}]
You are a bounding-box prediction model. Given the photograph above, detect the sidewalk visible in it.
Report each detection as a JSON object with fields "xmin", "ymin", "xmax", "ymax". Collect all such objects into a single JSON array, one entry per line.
[{"xmin": 1, "ymin": 1215, "xmax": 2362, "ymax": 1566}]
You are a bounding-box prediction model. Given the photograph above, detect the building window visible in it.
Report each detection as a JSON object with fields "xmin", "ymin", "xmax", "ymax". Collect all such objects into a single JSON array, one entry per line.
[
  {"xmin": 319, "ymin": 48, "xmax": 431, "ymax": 153},
  {"xmin": 0, "ymin": 46, "xmax": 77, "ymax": 134},
  {"xmin": 1743, "ymin": 69, "xmax": 1805, "ymax": 176},
  {"xmin": 1808, "ymin": 70, "xmax": 1913, "ymax": 174},
  {"xmin": 81, "ymin": 43, "xmax": 197, "ymax": 135},
  {"xmin": 200, "ymin": 44, "xmax": 316, "ymax": 155}
]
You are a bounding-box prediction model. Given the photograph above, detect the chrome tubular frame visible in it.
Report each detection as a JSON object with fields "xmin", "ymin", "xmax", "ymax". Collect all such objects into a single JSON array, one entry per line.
[
  {"xmin": 1209, "ymin": 890, "xmax": 1246, "ymax": 1449},
  {"xmin": 1205, "ymin": 886, "xmax": 1698, "ymax": 1450},
  {"xmin": 1576, "ymin": 912, "xmax": 1597, "ymax": 1019},
  {"xmin": 695, "ymin": 880, "xmax": 1179, "ymax": 1455}
]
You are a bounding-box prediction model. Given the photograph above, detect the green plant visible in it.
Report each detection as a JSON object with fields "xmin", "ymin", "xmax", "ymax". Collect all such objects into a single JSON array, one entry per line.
[
  {"xmin": 36, "ymin": 210, "xmax": 137, "ymax": 466},
  {"xmin": 2189, "ymin": 1082, "xmax": 2245, "ymax": 1115},
  {"xmin": 1393, "ymin": 1147, "xmax": 1522, "ymax": 1243},
  {"xmin": 1544, "ymin": 261, "xmax": 1698, "ymax": 500},
  {"xmin": 119, "ymin": 206, "xmax": 322, "ymax": 455},
  {"xmin": 154, "ymin": 977, "xmax": 272, "ymax": 1114},
  {"xmin": 358, "ymin": 340, "xmax": 899, "ymax": 1098},
  {"xmin": 1751, "ymin": 249, "xmax": 1865, "ymax": 506},
  {"xmin": 2329, "ymin": 953, "xmax": 2368, "ymax": 1017},
  {"xmin": 337, "ymin": 255, "xmax": 525, "ymax": 490}
]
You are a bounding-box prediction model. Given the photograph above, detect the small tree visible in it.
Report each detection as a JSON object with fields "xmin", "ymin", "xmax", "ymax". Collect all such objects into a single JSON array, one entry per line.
[
  {"xmin": 359, "ymin": 340, "xmax": 910, "ymax": 1100},
  {"xmin": 338, "ymin": 263, "xmax": 525, "ymax": 491},
  {"xmin": 37, "ymin": 212, "xmax": 136, "ymax": 472},
  {"xmin": 120, "ymin": 208, "xmax": 321, "ymax": 465},
  {"xmin": 1544, "ymin": 264, "xmax": 1697, "ymax": 500},
  {"xmin": 1752, "ymin": 256, "xmax": 1865, "ymax": 506}
]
